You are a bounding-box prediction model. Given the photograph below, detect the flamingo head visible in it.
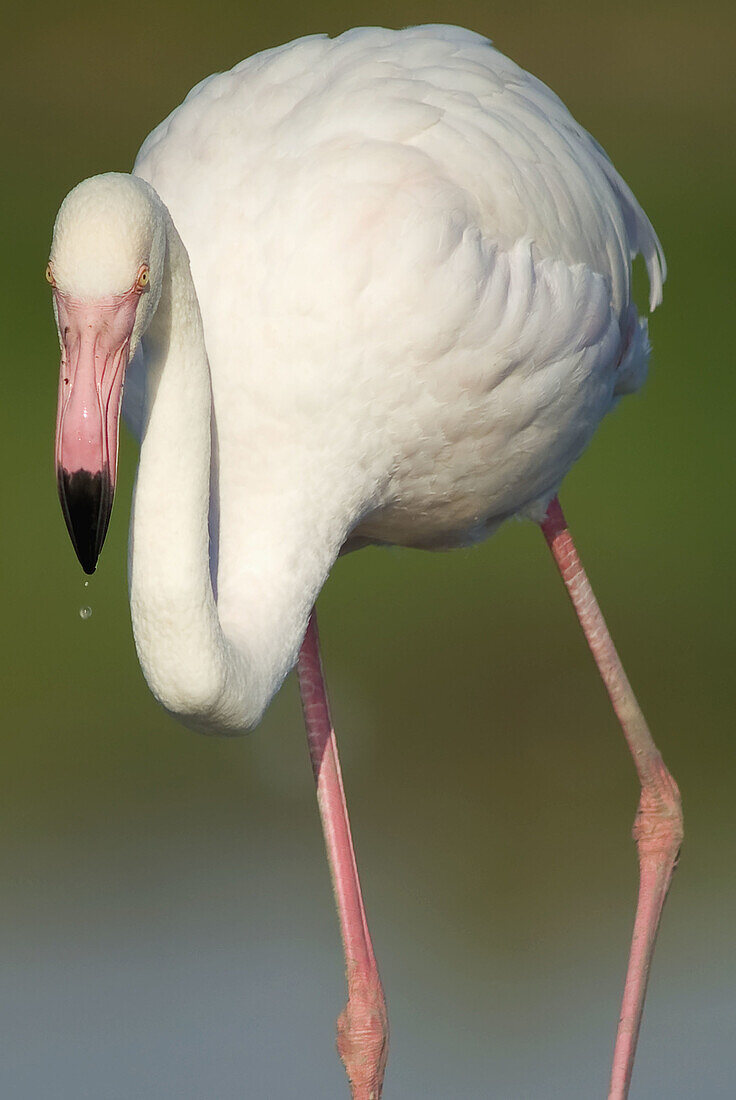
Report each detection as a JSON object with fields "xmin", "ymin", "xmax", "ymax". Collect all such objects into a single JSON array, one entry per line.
[{"xmin": 48, "ymin": 173, "xmax": 165, "ymax": 573}]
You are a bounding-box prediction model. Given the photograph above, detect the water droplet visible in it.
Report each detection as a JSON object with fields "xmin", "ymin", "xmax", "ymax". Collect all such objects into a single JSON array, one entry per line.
[
  {"xmin": 79, "ymin": 606, "xmax": 92, "ymax": 620},
  {"xmin": 84, "ymin": 580, "xmax": 89, "ymax": 588}
]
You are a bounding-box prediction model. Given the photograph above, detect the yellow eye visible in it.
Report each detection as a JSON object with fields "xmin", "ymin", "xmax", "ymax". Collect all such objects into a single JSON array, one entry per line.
[
  {"xmin": 136, "ymin": 266, "xmax": 150, "ymax": 289},
  {"xmin": 45, "ymin": 263, "xmax": 55, "ymax": 286}
]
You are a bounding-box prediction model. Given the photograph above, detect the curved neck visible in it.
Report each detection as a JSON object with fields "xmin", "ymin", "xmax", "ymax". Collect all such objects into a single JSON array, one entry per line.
[{"xmin": 129, "ymin": 213, "xmax": 339, "ymax": 732}]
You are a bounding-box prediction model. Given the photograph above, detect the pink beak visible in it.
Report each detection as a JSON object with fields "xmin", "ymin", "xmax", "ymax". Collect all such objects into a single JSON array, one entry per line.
[{"xmin": 54, "ymin": 286, "xmax": 139, "ymax": 573}]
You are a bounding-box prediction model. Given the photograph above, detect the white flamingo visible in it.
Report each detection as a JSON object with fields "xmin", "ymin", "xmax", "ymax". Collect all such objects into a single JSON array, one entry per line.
[{"xmin": 48, "ymin": 25, "xmax": 682, "ymax": 1099}]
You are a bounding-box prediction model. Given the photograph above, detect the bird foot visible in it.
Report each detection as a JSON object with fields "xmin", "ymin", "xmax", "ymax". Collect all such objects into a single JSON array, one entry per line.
[{"xmin": 336, "ymin": 964, "xmax": 389, "ymax": 1100}]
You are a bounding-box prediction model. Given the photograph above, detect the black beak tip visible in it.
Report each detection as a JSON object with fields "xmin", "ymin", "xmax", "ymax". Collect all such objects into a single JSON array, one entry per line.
[{"xmin": 57, "ymin": 467, "xmax": 114, "ymax": 575}]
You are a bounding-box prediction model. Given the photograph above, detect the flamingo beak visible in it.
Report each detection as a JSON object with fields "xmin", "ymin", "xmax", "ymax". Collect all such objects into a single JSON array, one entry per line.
[{"xmin": 54, "ymin": 286, "xmax": 139, "ymax": 573}]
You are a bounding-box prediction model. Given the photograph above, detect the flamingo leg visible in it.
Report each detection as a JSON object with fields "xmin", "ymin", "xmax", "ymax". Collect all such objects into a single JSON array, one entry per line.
[
  {"xmin": 540, "ymin": 498, "xmax": 683, "ymax": 1100},
  {"xmin": 297, "ymin": 610, "xmax": 388, "ymax": 1100}
]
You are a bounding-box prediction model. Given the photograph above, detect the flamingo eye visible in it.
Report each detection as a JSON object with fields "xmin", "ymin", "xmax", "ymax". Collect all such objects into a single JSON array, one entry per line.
[
  {"xmin": 136, "ymin": 266, "xmax": 150, "ymax": 289},
  {"xmin": 45, "ymin": 263, "xmax": 55, "ymax": 286}
]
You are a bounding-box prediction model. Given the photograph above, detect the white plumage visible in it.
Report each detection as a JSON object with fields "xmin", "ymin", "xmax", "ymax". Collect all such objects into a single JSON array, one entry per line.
[{"xmin": 51, "ymin": 25, "xmax": 665, "ymax": 734}]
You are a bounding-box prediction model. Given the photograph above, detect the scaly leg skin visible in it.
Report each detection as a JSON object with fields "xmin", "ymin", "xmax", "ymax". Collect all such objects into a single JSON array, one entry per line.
[
  {"xmin": 297, "ymin": 611, "xmax": 388, "ymax": 1099},
  {"xmin": 540, "ymin": 498, "xmax": 683, "ymax": 1100}
]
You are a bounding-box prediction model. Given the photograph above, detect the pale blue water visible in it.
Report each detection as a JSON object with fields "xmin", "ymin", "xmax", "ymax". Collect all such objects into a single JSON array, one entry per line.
[{"xmin": 1, "ymin": 819, "xmax": 731, "ymax": 1099}]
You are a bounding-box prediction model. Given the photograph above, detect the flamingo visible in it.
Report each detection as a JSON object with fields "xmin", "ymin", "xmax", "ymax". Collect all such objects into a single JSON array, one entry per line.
[{"xmin": 47, "ymin": 25, "xmax": 682, "ymax": 1099}]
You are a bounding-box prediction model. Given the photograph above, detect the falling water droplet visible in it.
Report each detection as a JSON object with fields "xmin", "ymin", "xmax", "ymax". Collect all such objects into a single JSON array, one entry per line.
[
  {"xmin": 84, "ymin": 580, "xmax": 89, "ymax": 588},
  {"xmin": 79, "ymin": 606, "xmax": 92, "ymax": 620}
]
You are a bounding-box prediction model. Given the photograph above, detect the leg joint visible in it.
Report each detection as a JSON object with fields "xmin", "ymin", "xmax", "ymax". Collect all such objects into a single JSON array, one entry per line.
[
  {"xmin": 336, "ymin": 966, "xmax": 389, "ymax": 1099},
  {"xmin": 632, "ymin": 765, "xmax": 684, "ymax": 859}
]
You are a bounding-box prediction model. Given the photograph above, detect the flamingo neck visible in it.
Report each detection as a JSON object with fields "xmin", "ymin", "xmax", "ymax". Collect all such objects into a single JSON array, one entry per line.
[{"xmin": 129, "ymin": 213, "xmax": 337, "ymax": 733}]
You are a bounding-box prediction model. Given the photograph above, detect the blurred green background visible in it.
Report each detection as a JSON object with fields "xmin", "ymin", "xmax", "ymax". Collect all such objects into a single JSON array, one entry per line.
[{"xmin": 2, "ymin": 1, "xmax": 734, "ymax": 1096}]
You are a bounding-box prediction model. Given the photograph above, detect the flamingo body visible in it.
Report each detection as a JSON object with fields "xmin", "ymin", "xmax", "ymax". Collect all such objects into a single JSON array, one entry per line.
[
  {"xmin": 129, "ymin": 24, "xmax": 663, "ymax": 557},
  {"xmin": 50, "ymin": 24, "xmax": 666, "ymax": 727},
  {"xmin": 62, "ymin": 25, "xmax": 667, "ymax": 732}
]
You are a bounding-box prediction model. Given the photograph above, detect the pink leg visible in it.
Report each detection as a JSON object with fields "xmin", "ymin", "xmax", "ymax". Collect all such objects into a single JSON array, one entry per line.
[
  {"xmin": 297, "ymin": 610, "xmax": 388, "ymax": 1100},
  {"xmin": 540, "ymin": 498, "xmax": 683, "ymax": 1100}
]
